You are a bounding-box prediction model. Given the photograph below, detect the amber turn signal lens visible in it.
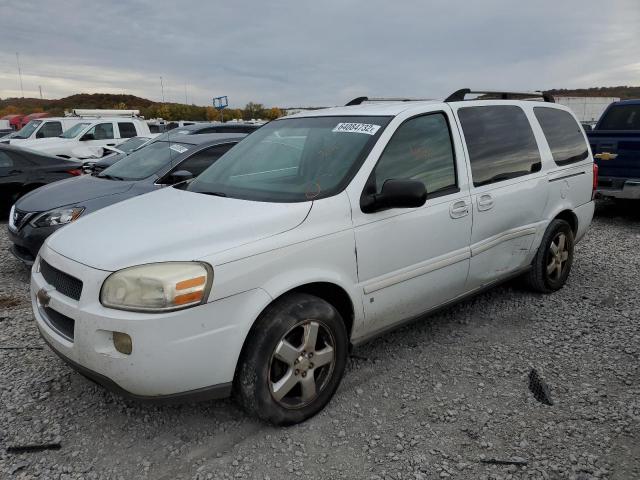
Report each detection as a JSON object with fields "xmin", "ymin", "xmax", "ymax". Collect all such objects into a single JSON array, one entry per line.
[
  {"xmin": 113, "ymin": 332, "xmax": 132, "ymax": 355},
  {"xmin": 173, "ymin": 290, "xmax": 204, "ymax": 305},
  {"xmin": 176, "ymin": 276, "xmax": 206, "ymax": 290}
]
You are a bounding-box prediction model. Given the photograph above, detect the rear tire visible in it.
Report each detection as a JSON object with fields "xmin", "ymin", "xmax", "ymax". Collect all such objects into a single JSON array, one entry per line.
[
  {"xmin": 235, "ymin": 293, "xmax": 348, "ymax": 425},
  {"xmin": 524, "ymin": 219, "xmax": 574, "ymax": 293}
]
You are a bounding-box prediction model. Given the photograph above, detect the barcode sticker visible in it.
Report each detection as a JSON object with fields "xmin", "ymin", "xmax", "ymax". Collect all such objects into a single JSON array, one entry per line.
[
  {"xmin": 332, "ymin": 123, "xmax": 381, "ymax": 135},
  {"xmin": 169, "ymin": 144, "xmax": 189, "ymax": 153}
]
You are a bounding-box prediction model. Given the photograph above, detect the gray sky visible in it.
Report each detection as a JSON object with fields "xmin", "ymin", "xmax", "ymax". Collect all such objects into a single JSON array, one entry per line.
[{"xmin": 1, "ymin": 0, "xmax": 638, "ymax": 108}]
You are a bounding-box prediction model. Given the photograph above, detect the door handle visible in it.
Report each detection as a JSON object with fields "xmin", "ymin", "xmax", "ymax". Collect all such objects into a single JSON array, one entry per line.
[
  {"xmin": 449, "ymin": 200, "xmax": 469, "ymax": 219},
  {"xmin": 106, "ymin": 143, "xmax": 116, "ymax": 146},
  {"xmin": 9, "ymin": 169, "xmax": 22, "ymax": 175},
  {"xmin": 477, "ymin": 194, "xmax": 494, "ymax": 211}
]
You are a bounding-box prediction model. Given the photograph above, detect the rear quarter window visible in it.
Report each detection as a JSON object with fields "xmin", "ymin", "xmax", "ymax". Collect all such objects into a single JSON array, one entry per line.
[
  {"xmin": 458, "ymin": 105, "xmax": 541, "ymax": 187},
  {"xmin": 534, "ymin": 107, "xmax": 589, "ymax": 166},
  {"xmin": 597, "ymin": 104, "xmax": 640, "ymax": 130},
  {"xmin": 118, "ymin": 122, "xmax": 138, "ymax": 138}
]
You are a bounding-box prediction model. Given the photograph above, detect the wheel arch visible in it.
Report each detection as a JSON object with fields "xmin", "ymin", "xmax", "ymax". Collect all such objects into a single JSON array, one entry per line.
[
  {"xmin": 233, "ymin": 281, "xmax": 358, "ymax": 385},
  {"xmin": 553, "ymin": 209, "xmax": 578, "ymax": 234}
]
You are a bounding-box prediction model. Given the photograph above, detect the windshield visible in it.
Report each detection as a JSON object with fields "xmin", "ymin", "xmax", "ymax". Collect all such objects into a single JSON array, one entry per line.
[
  {"xmin": 598, "ymin": 105, "xmax": 640, "ymax": 130},
  {"xmin": 14, "ymin": 120, "xmax": 42, "ymax": 139},
  {"xmin": 99, "ymin": 141, "xmax": 191, "ymax": 180},
  {"xmin": 187, "ymin": 115, "xmax": 391, "ymax": 202},
  {"xmin": 60, "ymin": 122, "xmax": 91, "ymax": 138},
  {"xmin": 114, "ymin": 137, "xmax": 149, "ymax": 153}
]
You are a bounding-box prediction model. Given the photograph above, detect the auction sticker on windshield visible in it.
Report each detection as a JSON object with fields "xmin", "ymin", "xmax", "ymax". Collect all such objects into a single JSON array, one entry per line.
[
  {"xmin": 169, "ymin": 144, "xmax": 189, "ymax": 153},
  {"xmin": 332, "ymin": 123, "xmax": 381, "ymax": 135}
]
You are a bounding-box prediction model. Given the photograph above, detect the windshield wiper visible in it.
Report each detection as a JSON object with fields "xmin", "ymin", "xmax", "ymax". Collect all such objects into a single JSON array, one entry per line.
[
  {"xmin": 98, "ymin": 174, "xmax": 125, "ymax": 181},
  {"xmin": 199, "ymin": 190, "xmax": 227, "ymax": 197}
]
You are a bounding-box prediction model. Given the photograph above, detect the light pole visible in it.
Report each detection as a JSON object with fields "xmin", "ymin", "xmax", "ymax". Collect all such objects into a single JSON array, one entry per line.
[{"xmin": 16, "ymin": 53, "xmax": 24, "ymax": 98}]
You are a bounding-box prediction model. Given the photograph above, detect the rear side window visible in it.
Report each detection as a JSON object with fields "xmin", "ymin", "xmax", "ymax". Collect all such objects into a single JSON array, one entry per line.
[
  {"xmin": 534, "ymin": 107, "xmax": 589, "ymax": 166},
  {"xmin": 38, "ymin": 121, "xmax": 63, "ymax": 138},
  {"xmin": 373, "ymin": 113, "xmax": 457, "ymax": 195},
  {"xmin": 175, "ymin": 143, "xmax": 235, "ymax": 177},
  {"xmin": 118, "ymin": 122, "xmax": 137, "ymax": 138},
  {"xmin": 458, "ymin": 105, "xmax": 541, "ymax": 187},
  {"xmin": 597, "ymin": 104, "xmax": 640, "ymax": 130}
]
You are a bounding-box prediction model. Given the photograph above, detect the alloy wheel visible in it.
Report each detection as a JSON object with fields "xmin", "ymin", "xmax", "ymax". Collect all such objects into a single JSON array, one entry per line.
[
  {"xmin": 546, "ymin": 232, "xmax": 570, "ymax": 281},
  {"xmin": 268, "ymin": 320, "xmax": 336, "ymax": 409}
]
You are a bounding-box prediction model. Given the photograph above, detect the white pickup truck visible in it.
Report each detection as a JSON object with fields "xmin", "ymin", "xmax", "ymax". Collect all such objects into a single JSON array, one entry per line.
[
  {"xmin": 2, "ymin": 117, "xmax": 89, "ymax": 145},
  {"xmin": 16, "ymin": 117, "xmax": 151, "ymax": 160}
]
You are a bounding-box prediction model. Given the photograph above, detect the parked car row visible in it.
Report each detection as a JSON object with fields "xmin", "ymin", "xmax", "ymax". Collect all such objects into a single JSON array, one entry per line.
[
  {"xmin": 5, "ymin": 117, "xmax": 151, "ymax": 160},
  {"xmin": 1, "ymin": 123, "xmax": 264, "ymax": 219},
  {"xmin": 8, "ymin": 132, "xmax": 248, "ymax": 264},
  {"xmin": 12, "ymin": 89, "xmax": 597, "ymax": 425}
]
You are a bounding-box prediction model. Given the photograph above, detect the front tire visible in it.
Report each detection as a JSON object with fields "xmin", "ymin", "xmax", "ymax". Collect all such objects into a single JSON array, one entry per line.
[
  {"xmin": 235, "ymin": 293, "xmax": 348, "ymax": 425},
  {"xmin": 524, "ymin": 219, "xmax": 575, "ymax": 293}
]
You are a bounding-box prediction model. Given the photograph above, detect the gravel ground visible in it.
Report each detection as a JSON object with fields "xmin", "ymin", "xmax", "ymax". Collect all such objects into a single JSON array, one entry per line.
[{"xmin": 1, "ymin": 201, "xmax": 638, "ymax": 480}]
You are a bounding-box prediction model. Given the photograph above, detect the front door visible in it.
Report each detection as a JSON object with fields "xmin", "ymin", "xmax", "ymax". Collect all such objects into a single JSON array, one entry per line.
[
  {"xmin": 351, "ymin": 110, "xmax": 473, "ymax": 336},
  {"xmin": 80, "ymin": 122, "xmax": 117, "ymax": 157}
]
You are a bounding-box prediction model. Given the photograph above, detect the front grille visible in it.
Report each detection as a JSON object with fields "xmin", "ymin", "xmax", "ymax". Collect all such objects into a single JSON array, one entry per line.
[
  {"xmin": 41, "ymin": 307, "xmax": 75, "ymax": 341},
  {"xmin": 40, "ymin": 260, "xmax": 83, "ymax": 301}
]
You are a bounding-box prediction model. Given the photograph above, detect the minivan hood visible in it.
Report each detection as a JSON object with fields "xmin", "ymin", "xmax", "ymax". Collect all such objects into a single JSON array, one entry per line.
[
  {"xmin": 46, "ymin": 186, "xmax": 312, "ymax": 271},
  {"xmin": 17, "ymin": 175, "xmax": 136, "ymax": 212}
]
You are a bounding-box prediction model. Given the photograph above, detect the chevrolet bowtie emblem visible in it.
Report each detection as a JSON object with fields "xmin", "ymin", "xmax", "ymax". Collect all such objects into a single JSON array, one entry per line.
[
  {"xmin": 594, "ymin": 152, "xmax": 618, "ymax": 161},
  {"xmin": 36, "ymin": 287, "xmax": 52, "ymax": 308}
]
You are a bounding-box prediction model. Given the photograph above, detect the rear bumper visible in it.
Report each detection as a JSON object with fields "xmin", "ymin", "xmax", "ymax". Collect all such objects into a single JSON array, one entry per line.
[
  {"xmin": 597, "ymin": 177, "xmax": 640, "ymax": 200},
  {"xmin": 574, "ymin": 201, "xmax": 595, "ymax": 244}
]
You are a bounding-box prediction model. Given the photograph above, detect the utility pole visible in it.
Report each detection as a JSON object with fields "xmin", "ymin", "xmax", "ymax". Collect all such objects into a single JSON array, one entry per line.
[
  {"xmin": 184, "ymin": 84, "xmax": 188, "ymax": 104},
  {"xmin": 16, "ymin": 52, "xmax": 24, "ymax": 97},
  {"xmin": 39, "ymin": 85, "xmax": 43, "ymax": 99},
  {"xmin": 160, "ymin": 76, "xmax": 165, "ymax": 103}
]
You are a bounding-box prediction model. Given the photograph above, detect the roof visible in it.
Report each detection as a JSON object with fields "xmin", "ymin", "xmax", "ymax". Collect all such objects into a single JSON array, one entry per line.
[
  {"xmin": 156, "ymin": 133, "xmax": 247, "ymax": 145},
  {"xmin": 175, "ymin": 122, "xmax": 260, "ymax": 132},
  {"xmin": 610, "ymin": 99, "xmax": 640, "ymax": 106},
  {"xmin": 285, "ymin": 101, "xmax": 441, "ymax": 118}
]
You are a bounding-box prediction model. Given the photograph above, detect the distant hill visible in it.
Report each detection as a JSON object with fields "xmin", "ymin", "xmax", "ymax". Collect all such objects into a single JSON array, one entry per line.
[
  {"xmin": 0, "ymin": 93, "xmax": 284, "ymax": 122},
  {"xmin": 545, "ymin": 86, "xmax": 640, "ymax": 99},
  {"xmin": 1, "ymin": 87, "xmax": 638, "ymax": 120},
  {"xmin": 0, "ymin": 93, "xmax": 156, "ymax": 117}
]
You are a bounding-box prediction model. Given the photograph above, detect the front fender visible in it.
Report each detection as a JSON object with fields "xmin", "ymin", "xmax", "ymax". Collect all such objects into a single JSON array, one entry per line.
[{"xmin": 207, "ymin": 229, "xmax": 363, "ymax": 337}]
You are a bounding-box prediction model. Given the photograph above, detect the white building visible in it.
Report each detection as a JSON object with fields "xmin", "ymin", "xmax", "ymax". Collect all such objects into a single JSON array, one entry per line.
[{"xmin": 554, "ymin": 96, "xmax": 619, "ymax": 123}]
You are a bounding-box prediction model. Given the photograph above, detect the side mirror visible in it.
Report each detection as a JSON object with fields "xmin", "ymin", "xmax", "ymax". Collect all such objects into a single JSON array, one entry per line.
[
  {"xmin": 166, "ymin": 169, "xmax": 193, "ymax": 184},
  {"xmin": 361, "ymin": 179, "xmax": 427, "ymax": 213},
  {"xmin": 36, "ymin": 131, "xmax": 45, "ymax": 139},
  {"xmin": 80, "ymin": 133, "xmax": 95, "ymax": 141}
]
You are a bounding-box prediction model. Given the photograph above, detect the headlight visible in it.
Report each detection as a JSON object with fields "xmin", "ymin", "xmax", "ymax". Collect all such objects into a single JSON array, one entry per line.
[
  {"xmin": 100, "ymin": 262, "xmax": 213, "ymax": 312},
  {"xmin": 31, "ymin": 207, "xmax": 84, "ymax": 228}
]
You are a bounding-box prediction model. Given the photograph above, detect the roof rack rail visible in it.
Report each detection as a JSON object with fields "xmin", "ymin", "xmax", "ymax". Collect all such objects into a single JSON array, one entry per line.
[
  {"xmin": 345, "ymin": 96, "xmax": 431, "ymax": 106},
  {"xmin": 444, "ymin": 89, "xmax": 554, "ymax": 103}
]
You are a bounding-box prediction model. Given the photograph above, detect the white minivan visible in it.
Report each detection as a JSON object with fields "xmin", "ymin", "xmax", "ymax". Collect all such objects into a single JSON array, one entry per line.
[
  {"xmin": 17, "ymin": 117, "xmax": 151, "ymax": 160},
  {"xmin": 30, "ymin": 90, "xmax": 595, "ymax": 424}
]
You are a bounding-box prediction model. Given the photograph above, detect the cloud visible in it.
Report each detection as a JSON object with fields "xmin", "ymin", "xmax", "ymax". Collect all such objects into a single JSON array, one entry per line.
[{"xmin": 1, "ymin": 0, "xmax": 638, "ymax": 107}]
